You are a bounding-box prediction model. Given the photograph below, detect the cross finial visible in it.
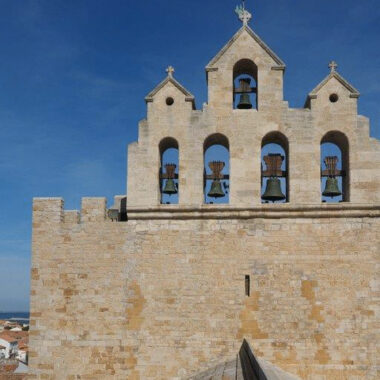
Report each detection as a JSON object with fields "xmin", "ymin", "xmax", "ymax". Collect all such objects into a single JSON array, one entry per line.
[
  {"xmin": 166, "ymin": 66, "xmax": 175, "ymax": 77},
  {"xmin": 235, "ymin": 2, "xmax": 252, "ymax": 25},
  {"xmin": 329, "ymin": 61, "xmax": 338, "ymax": 73}
]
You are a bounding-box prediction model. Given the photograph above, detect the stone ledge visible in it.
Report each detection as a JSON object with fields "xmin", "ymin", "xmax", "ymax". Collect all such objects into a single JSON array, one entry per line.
[{"xmin": 127, "ymin": 203, "xmax": 380, "ymax": 220}]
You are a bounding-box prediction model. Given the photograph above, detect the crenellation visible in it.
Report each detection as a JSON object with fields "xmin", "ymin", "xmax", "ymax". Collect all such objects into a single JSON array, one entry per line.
[
  {"xmin": 32, "ymin": 198, "xmax": 64, "ymax": 225},
  {"xmin": 32, "ymin": 197, "xmax": 121, "ymax": 226},
  {"xmin": 80, "ymin": 197, "xmax": 107, "ymax": 223}
]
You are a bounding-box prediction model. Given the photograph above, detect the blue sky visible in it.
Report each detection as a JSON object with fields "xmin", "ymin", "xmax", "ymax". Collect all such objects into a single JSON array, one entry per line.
[{"xmin": 0, "ymin": 0, "xmax": 379, "ymax": 311}]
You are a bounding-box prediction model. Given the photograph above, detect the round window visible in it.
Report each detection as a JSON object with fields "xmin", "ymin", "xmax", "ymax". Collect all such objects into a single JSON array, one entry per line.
[
  {"xmin": 329, "ymin": 93, "xmax": 339, "ymax": 103},
  {"xmin": 166, "ymin": 97, "xmax": 174, "ymax": 106}
]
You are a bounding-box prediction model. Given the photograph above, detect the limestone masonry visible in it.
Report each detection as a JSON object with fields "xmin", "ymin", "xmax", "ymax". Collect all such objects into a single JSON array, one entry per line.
[{"xmin": 29, "ymin": 10, "xmax": 380, "ymax": 380}]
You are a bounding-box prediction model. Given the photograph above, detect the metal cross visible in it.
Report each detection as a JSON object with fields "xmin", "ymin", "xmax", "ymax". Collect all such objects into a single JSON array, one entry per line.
[
  {"xmin": 166, "ymin": 66, "xmax": 175, "ymax": 77},
  {"xmin": 329, "ymin": 61, "xmax": 338, "ymax": 73}
]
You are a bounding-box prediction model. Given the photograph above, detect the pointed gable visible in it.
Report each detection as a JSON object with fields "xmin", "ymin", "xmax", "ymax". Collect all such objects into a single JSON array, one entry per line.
[
  {"xmin": 206, "ymin": 25, "xmax": 285, "ymax": 73},
  {"xmin": 145, "ymin": 75, "xmax": 195, "ymax": 109},
  {"xmin": 308, "ymin": 70, "xmax": 360, "ymax": 101},
  {"xmin": 205, "ymin": 24, "xmax": 285, "ymax": 110}
]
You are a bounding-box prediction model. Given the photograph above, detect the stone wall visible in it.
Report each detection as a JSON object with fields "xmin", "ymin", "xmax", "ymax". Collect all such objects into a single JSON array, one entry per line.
[
  {"xmin": 29, "ymin": 22, "xmax": 380, "ymax": 380},
  {"xmin": 29, "ymin": 198, "xmax": 380, "ymax": 379}
]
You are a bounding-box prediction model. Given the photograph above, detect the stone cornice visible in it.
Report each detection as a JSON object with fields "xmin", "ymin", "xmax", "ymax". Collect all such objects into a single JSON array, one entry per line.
[{"xmin": 127, "ymin": 204, "xmax": 380, "ymax": 220}]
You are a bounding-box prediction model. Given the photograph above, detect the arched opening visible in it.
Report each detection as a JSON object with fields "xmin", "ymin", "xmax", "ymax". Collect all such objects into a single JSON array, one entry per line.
[
  {"xmin": 321, "ymin": 131, "xmax": 349, "ymax": 202},
  {"xmin": 159, "ymin": 137, "xmax": 179, "ymax": 204},
  {"xmin": 233, "ymin": 59, "xmax": 258, "ymax": 110},
  {"xmin": 204, "ymin": 133, "xmax": 230, "ymax": 204},
  {"xmin": 261, "ymin": 132, "xmax": 288, "ymax": 203}
]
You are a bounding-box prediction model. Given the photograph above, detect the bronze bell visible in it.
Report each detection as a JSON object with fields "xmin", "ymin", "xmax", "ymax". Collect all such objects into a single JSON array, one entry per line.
[
  {"xmin": 163, "ymin": 179, "xmax": 177, "ymax": 195},
  {"xmin": 237, "ymin": 93, "xmax": 252, "ymax": 109},
  {"xmin": 322, "ymin": 177, "xmax": 341, "ymax": 198},
  {"xmin": 262, "ymin": 178, "xmax": 286, "ymax": 202},
  {"xmin": 208, "ymin": 180, "xmax": 225, "ymax": 198}
]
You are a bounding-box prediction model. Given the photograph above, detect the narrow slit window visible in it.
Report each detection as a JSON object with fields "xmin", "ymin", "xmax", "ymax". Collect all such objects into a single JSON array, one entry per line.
[{"xmin": 245, "ymin": 275, "xmax": 250, "ymax": 297}]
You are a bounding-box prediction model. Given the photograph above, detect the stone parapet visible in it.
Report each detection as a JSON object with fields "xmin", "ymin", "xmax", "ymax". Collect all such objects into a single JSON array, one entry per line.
[
  {"xmin": 32, "ymin": 198, "xmax": 380, "ymax": 223},
  {"xmin": 33, "ymin": 198, "xmax": 380, "ymax": 224},
  {"xmin": 33, "ymin": 197, "xmax": 110, "ymax": 225}
]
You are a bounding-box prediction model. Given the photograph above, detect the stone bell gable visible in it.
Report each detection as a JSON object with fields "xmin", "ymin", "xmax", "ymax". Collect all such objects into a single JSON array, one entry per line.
[
  {"xmin": 305, "ymin": 65, "xmax": 380, "ymax": 203},
  {"xmin": 306, "ymin": 64, "xmax": 360, "ymax": 124},
  {"xmin": 127, "ymin": 68, "xmax": 195, "ymax": 207},
  {"xmin": 29, "ymin": 4, "xmax": 380, "ymax": 380},
  {"xmin": 206, "ymin": 24, "xmax": 285, "ymax": 113},
  {"xmin": 144, "ymin": 67, "xmax": 195, "ymax": 108},
  {"xmin": 126, "ymin": 21, "xmax": 380, "ymax": 209}
]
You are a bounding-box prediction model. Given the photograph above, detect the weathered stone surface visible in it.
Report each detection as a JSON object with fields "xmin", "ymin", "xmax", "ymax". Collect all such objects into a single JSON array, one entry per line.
[
  {"xmin": 29, "ymin": 212, "xmax": 380, "ymax": 379},
  {"xmin": 29, "ymin": 19, "xmax": 380, "ymax": 380},
  {"xmin": 127, "ymin": 25, "xmax": 380, "ymax": 208}
]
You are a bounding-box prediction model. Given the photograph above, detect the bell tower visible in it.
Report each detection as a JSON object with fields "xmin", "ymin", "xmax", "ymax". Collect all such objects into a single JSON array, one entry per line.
[
  {"xmin": 206, "ymin": 6, "xmax": 285, "ymax": 116},
  {"xmin": 126, "ymin": 2, "xmax": 379, "ymax": 210},
  {"xmin": 29, "ymin": 3, "xmax": 380, "ymax": 379}
]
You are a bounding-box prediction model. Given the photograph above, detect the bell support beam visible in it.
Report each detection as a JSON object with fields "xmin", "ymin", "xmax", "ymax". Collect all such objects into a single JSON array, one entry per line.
[
  {"xmin": 261, "ymin": 154, "xmax": 286, "ymax": 178},
  {"xmin": 321, "ymin": 155, "xmax": 344, "ymax": 178},
  {"xmin": 234, "ymin": 87, "xmax": 257, "ymax": 94},
  {"xmin": 321, "ymin": 169, "xmax": 345, "ymax": 177},
  {"xmin": 261, "ymin": 170, "xmax": 286, "ymax": 178},
  {"xmin": 204, "ymin": 174, "xmax": 230, "ymax": 180},
  {"xmin": 160, "ymin": 173, "xmax": 179, "ymax": 180}
]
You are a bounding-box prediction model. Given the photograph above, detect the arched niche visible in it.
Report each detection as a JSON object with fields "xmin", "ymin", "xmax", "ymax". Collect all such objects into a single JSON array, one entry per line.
[
  {"xmin": 203, "ymin": 133, "xmax": 230, "ymax": 204},
  {"xmin": 159, "ymin": 137, "xmax": 179, "ymax": 204},
  {"xmin": 261, "ymin": 132, "xmax": 289, "ymax": 203},
  {"xmin": 233, "ymin": 59, "xmax": 258, "ymax": 110},
  {"xmin": 320, "ymin": 131, "xmax": 349, "ymax": 202}
]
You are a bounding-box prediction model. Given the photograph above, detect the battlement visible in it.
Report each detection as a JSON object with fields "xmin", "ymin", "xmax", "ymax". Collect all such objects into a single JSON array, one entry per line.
[
  {"xmin": 32, "ymin": 196, "xmax": 380, "ymax": 227},
  {"xmin": 32, "ymin": 197, "xmax": 64, "ymax": 224},
  {"xmin": 32, "ymin": 195, "xmax": 127, "ymax": 225}
]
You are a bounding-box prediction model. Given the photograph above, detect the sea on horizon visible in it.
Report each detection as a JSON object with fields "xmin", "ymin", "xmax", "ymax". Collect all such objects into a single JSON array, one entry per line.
[{"xmin": 0, "ymin": 311, "xmax": 30, "ymax": 323}]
